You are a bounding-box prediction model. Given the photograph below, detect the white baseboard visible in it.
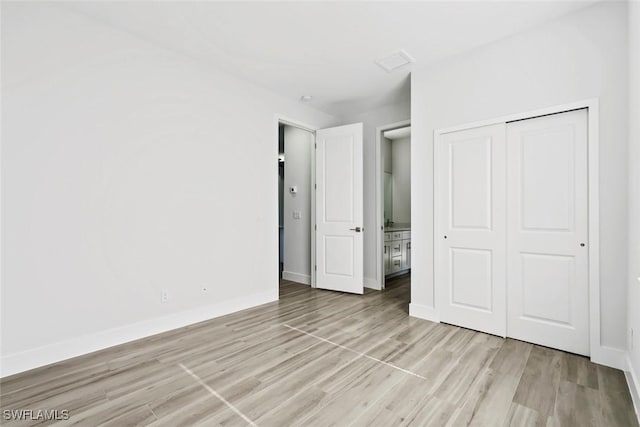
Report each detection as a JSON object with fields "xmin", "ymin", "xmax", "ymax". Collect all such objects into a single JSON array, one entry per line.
[
  {"xmin": 409, "ymin": 303, "xmax": 440, "ymax": 323},
  {"xmin": 0, "ymin": 289, "xmax": 278, "ymax": 378},
  {"xmin": 282, "ymin": 271, "xmax": 310, "ymax": 285},
  {"xmin": 590, "ymin": 345, "xmax": 627, "ymax": 370},
  {"xmin": 626, "ymin": 354, "xmax": 640, "ymax": 424},
  {"xmin": 364, "ymin": 277, "xmax": 381, "ymax": 290}
]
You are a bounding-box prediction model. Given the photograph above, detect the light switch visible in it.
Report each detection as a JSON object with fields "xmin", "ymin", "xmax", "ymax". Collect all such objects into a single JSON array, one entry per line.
[{"xmin": 293, "ymin": 211, "xmax": 301, "ymax": 219}]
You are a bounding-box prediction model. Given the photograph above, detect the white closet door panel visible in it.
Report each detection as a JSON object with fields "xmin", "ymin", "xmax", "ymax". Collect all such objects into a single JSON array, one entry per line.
[
  {"xmin": 450, "ymin": 248, "xmax": 493, "ymax": 311},
  {"xmin": 506, "ymin": 109, "xmax": 589, "ymax": 355},
  {"xmin": 450, "ymin": 136, "xmax": 493, "ymax": 229},
  {"xmin": 437, "ymin": 123, "xmax": 506, "ymax": 337}
]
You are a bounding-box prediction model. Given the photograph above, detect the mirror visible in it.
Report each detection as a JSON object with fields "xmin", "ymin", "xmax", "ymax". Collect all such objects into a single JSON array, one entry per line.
[{"xmin": 384, "ymin": 172, "xmax": 393, "ymax": 224}]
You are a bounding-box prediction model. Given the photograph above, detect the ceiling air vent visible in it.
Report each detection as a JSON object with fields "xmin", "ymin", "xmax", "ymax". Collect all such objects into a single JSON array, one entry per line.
[{"xmin": 375, "ymin": 50, "xmax": 416, "ymax": 73}]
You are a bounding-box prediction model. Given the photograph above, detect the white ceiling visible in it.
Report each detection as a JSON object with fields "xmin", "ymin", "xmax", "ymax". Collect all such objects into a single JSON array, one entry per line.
[{"xmin": 67, "ymin": 1, "xmax": 595, "ymax": 117}]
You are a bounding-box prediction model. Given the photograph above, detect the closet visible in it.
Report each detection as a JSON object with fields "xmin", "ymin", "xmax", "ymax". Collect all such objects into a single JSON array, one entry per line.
[{"xmin": 435, "ymin": 109, "xmax": 589, "ymax": 356}]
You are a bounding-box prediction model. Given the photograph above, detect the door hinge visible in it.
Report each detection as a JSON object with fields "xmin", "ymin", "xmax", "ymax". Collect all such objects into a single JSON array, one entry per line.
[
  {"xmin": 314, "ymin": 143, "xmax": 317, "ymax": 149},
  {"xmin": 314, "ymin": 183, "xmax": 317, "ymax": 190},
  {"xmin": 314, "ymin": 224, "xmax": 317, "ymax": 230},
  {"xmin": 314, "ymin": 265, "xmax": 317, "ymax": 271}
]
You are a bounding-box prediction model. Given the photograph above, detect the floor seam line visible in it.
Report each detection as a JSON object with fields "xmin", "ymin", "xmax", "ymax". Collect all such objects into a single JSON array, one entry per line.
[
  {"xmin": 178, "ymin": 363, "xmax": 257, "ymax": 427},
  {"xmin": 257, "ymin": 320, "xmax": 408, "ymax": 425},
  {"xmin": 282, "ymin": 323, "xmax": 427, "ymax": 380},
  {"xmin": 257, "ymin": 352, "xmax": 366, "ymax": 425},
  {"xmin": 147, "ymin": 404, "xmax": 160, "ymax": 421},
  {"xmin": 346, "ymin": 360, "xmax": 420, "ymax": 427}
]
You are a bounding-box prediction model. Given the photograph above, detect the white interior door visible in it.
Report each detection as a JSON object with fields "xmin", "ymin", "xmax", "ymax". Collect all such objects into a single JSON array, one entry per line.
[
  {"xmin": 506, "ymin": 109, "xmax": 589, "ymax": 355},
  {"xmin": 315, "ymin": 123, "xmax": 363, "ymax": 294},
  {"xmin": 436, "ymin": 123, "xmax": 507, "ymax": 337}
]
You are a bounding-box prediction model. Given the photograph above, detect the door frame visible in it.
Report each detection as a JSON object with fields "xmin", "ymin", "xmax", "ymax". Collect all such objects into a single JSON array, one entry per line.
[
  {"xmin": 376, "ymin": 120, "xmax": 411, "ymax": 290},
  {"xmin": 433, "ymin": 98, "xmax": 606, "ymax": 363},
  {"xmin": 275, "ymin": 115, "xmax": 318, "ymax": 290}
]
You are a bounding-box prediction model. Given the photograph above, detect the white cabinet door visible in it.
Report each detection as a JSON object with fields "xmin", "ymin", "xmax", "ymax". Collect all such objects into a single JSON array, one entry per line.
[
  {"xmin": 436, "ymin": 123, "xmax": 507, "ymax": 337},
  {"xmin": 390, "ymin": 240, "xmax": 403, "ymax": 259},
  {"xmin": 390, "ymin": 256, "xmax": 402, "ymax": 273},
  {"xmin": 383, "ymin": 242, "xmax": 392, "ymax": 273},
  {"xmin": 402, "ymin": 239, "xmax": 411, "ymax": 270},
  {"xmin": 506, "ymin": 109, "xmax": 589, "ymax": 355},
  {"xmin": 315, "ymin": 123, "xmax": 364, "ymax": 294}
]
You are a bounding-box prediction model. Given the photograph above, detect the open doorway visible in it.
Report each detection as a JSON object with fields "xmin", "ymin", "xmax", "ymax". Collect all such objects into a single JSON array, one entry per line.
[
  {"xmin": 278, "ymin": 121, "xmax": 316, "ymax": 288},
  {"xmin": 377, "ymin": 122, "xmax": 411, "ymax": 290},
  {"xmin": 277, "ymin": 119, "xmax": 365, "ymax": 297}
]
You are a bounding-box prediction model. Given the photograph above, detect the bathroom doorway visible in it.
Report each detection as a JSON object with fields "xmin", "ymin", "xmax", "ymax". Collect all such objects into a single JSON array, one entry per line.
[{"xmin": 377, "ymin": 122, "xmax": 411, "ymax": 290}]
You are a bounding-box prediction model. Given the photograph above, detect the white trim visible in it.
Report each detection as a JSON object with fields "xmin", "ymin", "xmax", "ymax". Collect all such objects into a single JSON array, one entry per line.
[
  {"xmin": 586, "ymin": 101, "xmax": 601, "ymax": 363},
  {"xmin": 0, "ymin": 290, "xmax": 278, "ymax": 378},
  {"xmin": 626, "ymin": 355, "xmax": 640, "ymax": 423},
  {"xmin": 282, "ymin": 271, "xmax": 311, "ymax": 285},
  {"xmin": 310, "ymin": 127, "xmax": 317, "ymax": 288},
  {"xmin": 409, "ymin": 303, "xmax": 440, "ymax": 323},
  {"xmin": 432, "ymin": 99, "xmax": 604, "ymax": 363},
  {"xmin": 277, "ymin": 115, "xmax": 317, "ymax": 134},
  {"xmin": 589, "ymin": 345, "xmax": 627, "ymax": 370},
  {"xmin": 364, "ymin": 277, "xmax": 380, "ymax": 290},
  {"xmin": 275, "ymin": 114, "xmax": 318, "ymax": 290},
  {"xmin": 433, "ymin": 130, "xmax": 444, "ymax": 327},
  {"xmin": 375, "ymin": 119, "xmax": 411, "ymax": 290},
  {"xmin": 436, "ymin": 99, "xmax": 599, "ymax": 135}
]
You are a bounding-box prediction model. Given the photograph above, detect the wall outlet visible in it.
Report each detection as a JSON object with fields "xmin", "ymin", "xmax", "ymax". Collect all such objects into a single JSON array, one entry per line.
[
  {"xmin": 293, "ymin": 211, "xmax": 301, "ymax": 219},
  {"xmin": 161, "ymin": 289, "xmax": 169, "ymax": 303}
]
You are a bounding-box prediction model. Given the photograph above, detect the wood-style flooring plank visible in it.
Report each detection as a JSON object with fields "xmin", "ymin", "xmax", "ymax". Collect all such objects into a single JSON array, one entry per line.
[
  {"xmin": 596, "ymin": 364, "xmax": 640, "ymax": 427},
  {"xmin": 450, "ymin": 367, "xmax": 522, "ymax": 426},
  {"xmin": 512, "ymin": 346, "xmax": 564, "ymax": 422},
  {"xmin": 0, "ymin": 276, "xmax": 636, "ymax": 427},
  {"xmin": 504, "ymin": 402, "xmax": 541, "ymax": 427},
  {"xmin": 548, "ymin": 380, "xmax": 603, "ymax": 426}
]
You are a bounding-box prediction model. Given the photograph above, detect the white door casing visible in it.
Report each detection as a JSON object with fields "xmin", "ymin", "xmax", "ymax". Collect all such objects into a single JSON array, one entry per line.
[
  {"xmin": 436, "ymin": 123, "xmax": 507, "ymax": 337},
  {"xmin": 315, "ymin": 123, "xmax": 364, "ymax": 294},
  {"xmin": 506, "ymin": 109, "xmax": 589, "ymax": 355}
]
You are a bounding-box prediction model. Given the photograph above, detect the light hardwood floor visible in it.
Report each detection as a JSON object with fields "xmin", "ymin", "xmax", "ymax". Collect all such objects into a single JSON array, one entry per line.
[{"xmin": 1, "ymin": 275, "xmax": 637, "ymax": 426}]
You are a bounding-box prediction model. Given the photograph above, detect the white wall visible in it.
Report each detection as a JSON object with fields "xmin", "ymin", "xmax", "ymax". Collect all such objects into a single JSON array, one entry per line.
[
  {"xmin": 626, "ymin": 0, "xmax": 640, "ymax": 404},
  {"xmin": 391, "ymin": 136, "xmax": 411, "ymax": 224},
  {"xmin": 411, "ymin": 2, "xmax": 629, "ymax": 358},
  {"xmin": 0, "ymin": 3, "xmax": 338, "ymax": 376},
  {"xmin": 343, "ymin": 102, "xmax": 410, "ymax": 287},
  {"xmin": 282, "ymin": 125, "xmax": 313, "ymax": 284}
]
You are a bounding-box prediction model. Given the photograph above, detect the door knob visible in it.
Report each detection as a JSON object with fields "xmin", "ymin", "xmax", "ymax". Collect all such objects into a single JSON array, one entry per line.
[{"xmin": 350, "ymin": 227, "xmax": 362, "ymax": 232}]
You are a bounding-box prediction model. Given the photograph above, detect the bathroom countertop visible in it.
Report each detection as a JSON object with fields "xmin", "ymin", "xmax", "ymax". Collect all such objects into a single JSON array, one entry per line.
[{"xmin": 384, "ymin": 223, "xmax": 411, "ymax": 232}]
